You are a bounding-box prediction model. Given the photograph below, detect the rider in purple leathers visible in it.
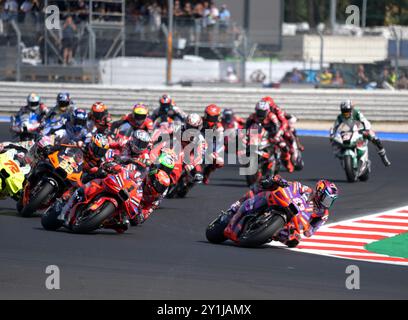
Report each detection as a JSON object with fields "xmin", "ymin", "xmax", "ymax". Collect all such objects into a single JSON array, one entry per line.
[{"xmin": 224, "ymin": 176, "xmax": 339, "ymax": 247}]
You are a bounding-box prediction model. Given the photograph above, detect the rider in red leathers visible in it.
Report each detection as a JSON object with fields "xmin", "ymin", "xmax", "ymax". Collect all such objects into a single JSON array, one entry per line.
[
  {"xmin": 201, "ymin": 104, "xmax": 225, "ymax": 184},
  {"xmin": 246, "ymin": 101, "xmax": 294, "ymax": 173},
  {"xmin": 150, "ymin": 94, "xmax": 187, "ymax": 125},
  {"xmin": 221, "ymin": 108, "xmax": 245, "ymax": 130},
  {"xmin": 87, "ymin": 102, "xmax": 112, "ymax": 136}
]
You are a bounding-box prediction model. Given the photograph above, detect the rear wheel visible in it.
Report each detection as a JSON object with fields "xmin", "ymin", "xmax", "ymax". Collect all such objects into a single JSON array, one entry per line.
[
  {"xmin": 344, "ymin": 155, "xmax": 357, "ymax": 183},
  {"xmin": 206, "ymin": 213, "xmax": 231, "ymax": 244},
  {"xmin": 238, "ymin": 214, "xmax": 285, "ymax": 247},
  {"xmin": 19, "ymin": 180, "xmax": 56, "ymax": 217},
  {"xmin": 72, "ymin": 201, "xmax": 116, "ymax": 234}
]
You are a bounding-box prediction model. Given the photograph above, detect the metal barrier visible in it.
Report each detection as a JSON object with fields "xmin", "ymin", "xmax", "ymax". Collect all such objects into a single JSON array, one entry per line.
[{"xmin": 0, "ymin": 82, "xmax": 407, "ymax": 122}]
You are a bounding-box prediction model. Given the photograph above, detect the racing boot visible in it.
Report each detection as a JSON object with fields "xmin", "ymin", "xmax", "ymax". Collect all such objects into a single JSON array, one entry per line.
[{"xmin": 378, "ymin": 148, "xmax": 391, "ymax": 167}]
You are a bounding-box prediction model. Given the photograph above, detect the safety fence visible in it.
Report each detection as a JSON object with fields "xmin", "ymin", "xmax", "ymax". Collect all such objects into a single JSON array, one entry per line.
[{"xmin": 0, "ymin": 82, "xmax": 407, "ymax": 122}]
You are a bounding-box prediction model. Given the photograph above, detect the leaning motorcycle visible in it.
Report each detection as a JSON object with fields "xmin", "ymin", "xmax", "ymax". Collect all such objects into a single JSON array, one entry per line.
[
  {"xmin": 331, "ymin": 120, "xmax": 370, "ymax": 182},
  {"xmin": 205, "ymin": 185, "xmax": 303, "ymax": 247},
  {"xmin": 41, "ymin": 165, "xmax": 142, "ymax": 234},
  {"xmin": 17, "ymin": 145, "xmax": 83, "ymax": 217}
]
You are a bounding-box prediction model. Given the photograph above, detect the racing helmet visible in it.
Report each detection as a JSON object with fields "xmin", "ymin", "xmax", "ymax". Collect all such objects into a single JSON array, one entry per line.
[
  {"xmin": 90, "ymin": 102, "xmax": 108, "ymax": 124},
  {"xmin": 314, "ymin": 180, "xmax": 339, "ymax": 209},
  {"xmin": 222, "ymin": 108, "xmax": 234, "ymax": 124},
  {"xmin": 255, "ymin": 101, "xmax": 269, "ymax": 120},
  {"xmin": 132, "ymin": 103, "xmax": 149, "ymax": 126},
  {"xmin": 155, "ymin": 150, "xmax": 175, "ymax": 175},
  {"xmin": 340, "ymin": 100, "xmax": 353, "ymax": 119},
  {"xmin": 159, "ymin": 94, "xmax": 173, "ymax": 115},
  {"xmin": 56, "ymin": 92, "xmax": 71, "ymax": 112},
  {"xmin": 130, "ymin": 129, "xmax": 151, "ymax": 155},
  {"xmin": 147, "ymin": 169, "xmax": 171, "ymax": 196},
  {"xmin": 88, "ymin": 133, "xmax": 110, "ymax": 159},
  {"xmin": 27, "ymin": 93, "xmax": 41, "ymax": 111},
  {"xmin": 186, "ymin": 113, "xmax": 203, "ymax": 130},
  {"xmin": 69, "ymin": 108, "xmax": 88, "ymax": 132},
  {"xmin": 204, "ymin": 104, "xmax": 221, "ymax": 127}
]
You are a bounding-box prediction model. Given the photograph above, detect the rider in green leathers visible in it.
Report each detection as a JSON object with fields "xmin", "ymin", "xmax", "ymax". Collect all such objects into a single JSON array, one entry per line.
[{"xmin": 330, "ymin": 100, "xmax": 391, "ymax": 167}]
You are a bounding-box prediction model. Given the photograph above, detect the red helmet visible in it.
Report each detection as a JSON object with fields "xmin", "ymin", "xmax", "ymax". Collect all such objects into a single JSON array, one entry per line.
[
  {"xmin": 262, "ymin": 96, "xmax": 276, "ymax": 106},
  {"xmin": 147, "ymin": 169, "xmax": 171, "ymax": 197},
  {"xmin": 132, "ymin": 103, "xmax": 149, "ymax": 126},
  {"xmin": 159, "ymin": 94, "xmax": 174, "ymax": 115},
  {"xmin": 90, "ymin": 102, "xmax": 108, "ymax": 123},
  {"xmin": 314, "ymin": 180, "xmax": 339, "ymax": 209},
  {"xmin": 204, "ymin": 104, "xmax": 221, "ymax": 127}
]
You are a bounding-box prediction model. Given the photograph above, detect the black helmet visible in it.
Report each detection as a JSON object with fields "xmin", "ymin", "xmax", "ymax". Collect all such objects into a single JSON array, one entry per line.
[
  {"xmin": 222, "ymin": 108, "xmax": 234, "ymax": 124},
  {"xmin": 340, "ymin": 100, "xmax": 353, "ymax": 117},
  {"xmin": 56, "ymin": 92, "xmax": 71, "ymax": 111}
]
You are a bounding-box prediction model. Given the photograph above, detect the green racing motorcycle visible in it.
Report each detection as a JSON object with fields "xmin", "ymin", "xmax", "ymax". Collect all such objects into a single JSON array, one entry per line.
[{"xmin": 331, "ymin": 120, "xmax": 370, "ymax": 183}]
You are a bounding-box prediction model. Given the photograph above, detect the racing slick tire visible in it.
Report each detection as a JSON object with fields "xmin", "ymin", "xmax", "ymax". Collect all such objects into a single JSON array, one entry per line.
[
  {"xmin": 18, "ymin": 180, "xmax": 56, "ymax": 217},
  {"xmin": 206, "ymin": 213, "xmax": 230, "ymax": 244},
  {"xmin": 359, "ymin": 167, "xmax": 370, "ymax": 182},
  {"xmin": 238, "ymin": 214, "xmax": 285, "ymax": 248},
  {"xmin": 41, "ymin": 204, "xmax": 63, "ymax": 231},
  {"xmin": 72, "ymin": 201, "xmax": 116, "ymax": 234},
  {"xmin": 344, "ymin": 155, "xmax": 357, "ymax": 183}
]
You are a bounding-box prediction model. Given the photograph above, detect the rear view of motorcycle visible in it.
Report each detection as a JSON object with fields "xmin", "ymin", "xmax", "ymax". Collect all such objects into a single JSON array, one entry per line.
[
  {"xmin": 331, "ymin": 120, "xmax": 370, "ymax": 182},
  {"xmin": 17, "ymin": 145, "xmax": 83, "ymax": 217}
]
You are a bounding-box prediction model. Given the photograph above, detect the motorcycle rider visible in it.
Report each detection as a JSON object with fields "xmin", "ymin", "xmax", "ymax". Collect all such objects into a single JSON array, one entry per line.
[
  {"xmin": 221, "ymin": 108, "xmax": 245, "ymax": 130},
  {"xmin": 246, "ymin": 101, "xmax": 294, "ymax": 173},
  {"xmin": 224, "ymin": 175, "xmax": 339, "ymax": 247},
  {"xmin": 110, "ymin": 129, "xmax": 152, "ymax": 180},
  {"xmin": 109, "ymin": 103, "xmax": 153, "ymax": 149},
  {"xmin": 262, "ymin": 96, "xmax": 304, "ymax": 161},
  {"xmin": 330, "ymin": 100, "xmax": 391, "ymax": 167},
  {"xmin": 87, "ymin": 102, "xmax": 112, "ymax": 135},
  {"xmin": 150, "ymin": 94, "xmax": 187, "ymax": 125},
  {"xmin": 137, "ymin": 168, "xmax": 171, "ymax": 224},
  {"xmin": 201, "ymin": 104, "xmax": 225, "ymax": 184},
  {"xmin": 11, "ymin": 93, "xmax": 49, "ymax": 135},
  {"xmin": 181, "ymin": 113, "xmax": 205, "ymax": 183}
]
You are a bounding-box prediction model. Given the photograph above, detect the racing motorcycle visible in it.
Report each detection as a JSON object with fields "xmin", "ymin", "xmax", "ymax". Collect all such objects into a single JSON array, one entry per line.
[
  {"xmin": 243, "ymin": 123, "xmax": 280, "ymax": 186},
  {"xmin": 41, "ymin": 113, "xmax": 67, "ymax": 137},
  {"xmin": 41, "ymin": 164, "xmax": 142, "ymax": 234},
  {"xmin": 205, "ymin": 184, "xmax": 304, "ymax": 248},
  {"xmin": 0, "ymin": 147, "xmax": 31, "ymax": 201},
  {"xmin": 331, "ymin": 120, "xmax": 370, "ymax": 182},
  {"xmin": 17, "ymin": 144, "xmax": 83, "ymax": 217},
  {"xmin": 10, "ymin": 112, "xmax": 41, "ymax": 141},
  {"xmin": 286, "ymin": 115, "xmax": 304, "ymax": 171}
]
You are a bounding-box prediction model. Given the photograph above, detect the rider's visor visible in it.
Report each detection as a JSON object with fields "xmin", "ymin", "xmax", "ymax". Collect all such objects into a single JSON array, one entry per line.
[
  {"xmin": 342, "ymin": 111, "xmax": 351, "ymax": 118},
  {"xmin": 93, "ymin": 110, "xmax": 107, "ymax": 121},
  {"xmin": 151, "ymin": 177, "xmax": 167, "ymax": 194},
  {"xmin": 223, "ymin": 114, "xmax": 233, "ymax": 124},
  {"xmin": 205, "ymin": 114, "xmax": 220, "ymax": 123},
  {"xmin": 256, "ymin": 109, "xmax": 267, "ymax": 120},
  {"xmin": 133, "ymin": 113, "xmax": 147, "ymax": 124},
  {"xmin": 320, "ymin": 190, "xmax": 338, "ymax": 209}
]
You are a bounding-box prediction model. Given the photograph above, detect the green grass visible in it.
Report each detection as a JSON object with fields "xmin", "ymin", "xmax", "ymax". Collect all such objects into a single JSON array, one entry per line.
[{"xmin": 365, "ymin": 232, "xmax": 408, "ymax": 259}]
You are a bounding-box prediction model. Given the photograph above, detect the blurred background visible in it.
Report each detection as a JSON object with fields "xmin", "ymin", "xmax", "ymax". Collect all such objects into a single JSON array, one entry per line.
[{"xmin": 0, "ymin": 0, "xmax": 407, "ymax": 90}]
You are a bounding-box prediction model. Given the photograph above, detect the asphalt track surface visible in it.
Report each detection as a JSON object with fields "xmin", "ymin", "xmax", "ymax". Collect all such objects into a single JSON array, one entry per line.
[{"xmin": 0, "ymin": 123, "xmax": 407, "ymax": 300}]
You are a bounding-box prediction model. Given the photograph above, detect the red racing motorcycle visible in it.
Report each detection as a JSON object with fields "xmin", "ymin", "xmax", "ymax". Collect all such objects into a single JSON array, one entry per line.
[{"xmin": 41, "ymin": 164, "xmax": 143, "ymax": 234}]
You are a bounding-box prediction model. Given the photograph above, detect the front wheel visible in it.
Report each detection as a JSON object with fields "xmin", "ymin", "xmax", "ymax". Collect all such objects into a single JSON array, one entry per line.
[
  {"xmin": 206, "ymin": 213, "xmax": 231, "ymax": 244},
  {"xmin": 19, "ymin": 180, "xmax": 56, "ymax": 217},
  {"xmin": 41, "ymin": 203, "xmax": 63, "ymax": 231},
  {"xmin": 71, "ymin": 201, "xmax": 116, "ymax": 234},
  {"xmin": 238, "ymin": 214, "xmax": 285, "ymax": 247},
  {"xmin": 344, "ymin": 155, "xmax": 357, "ymax": 183}
]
